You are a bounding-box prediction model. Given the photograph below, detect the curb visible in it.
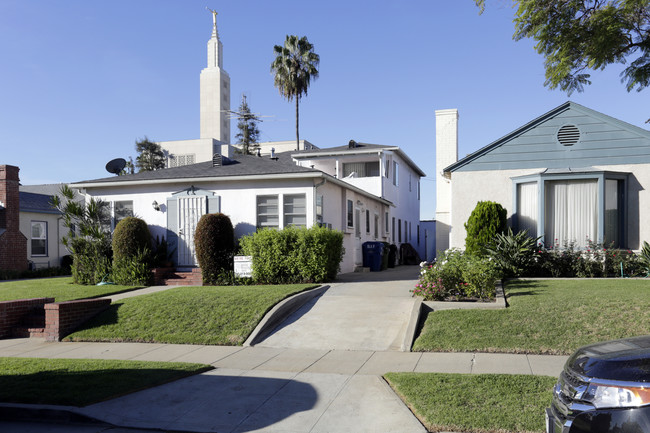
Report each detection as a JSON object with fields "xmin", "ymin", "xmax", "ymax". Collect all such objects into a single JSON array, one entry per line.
[
  {"xmin": 401, "ymin": 297, "xmax": 422, "ymax": 352},
  {"xmin": 244, "ymin": 285, "xmax": 329, "ymax": 347}
]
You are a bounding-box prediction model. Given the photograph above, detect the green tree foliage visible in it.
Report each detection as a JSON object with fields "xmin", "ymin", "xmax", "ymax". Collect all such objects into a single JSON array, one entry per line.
[
  {"xmin": 50, "ymin": 185, "xmax": 112, "ymax": 284},
  {"xmin": 239, "ymin": 226, "xmax": 344, "ymax": 284},
  {"xmin": 112, "ymin": 217, "xmax": 152, "ymax": 263},
  {"xmin": 270, "ymin": 35, "xmax": 320, "ymax": 150},
  {"xmin": 194, "ymin": 213, "xmax": 235, "ymax": 285},
  {"xmin": 464, "ymin": 201, "xmax": 508, "ymax": 256},
  {"xmin": 135, "ymin": 137, "xmax": 165, "ymax": 172},
  {"xmin": 234, "ymin": 94, "xmax": 261, "ymax": 155},
  {"xmin": 476, "ymin": 0, "xmax": 650, "ymax": 94}
]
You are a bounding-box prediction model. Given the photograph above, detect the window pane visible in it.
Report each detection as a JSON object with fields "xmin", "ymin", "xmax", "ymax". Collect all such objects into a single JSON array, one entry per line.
[
  {"xmin": 31, "ymin": 221, "xmax": 47, "ymax": 256},
  {"xmin": 517, "ymin": 182, "xmax": 538, "ymax": 237},
  {"xmin": 115, "ymin": 201, "xmax": 133, "ymax": 227},
  {"xmin": 257, "ymin": 195, "xmax": 279, "ymax": 229},
  {"xmin": 347, "ymin": 200, "xmax": 353, "ymax": 227},
  {"xmin": 605, "ymin": 179, "xmax": 621, "ymax": 248},
  {"xmin": 545, "ymin": 180, "xmax": 597, "ymax": 248},
  {"xmin": 284, "ymin": 194, "xmax": 306, "ymax": 227}
]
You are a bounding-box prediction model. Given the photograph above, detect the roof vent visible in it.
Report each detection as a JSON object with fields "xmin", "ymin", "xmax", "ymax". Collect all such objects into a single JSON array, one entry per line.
[
  {"xmin": 213, "ymin": 153, "xmax": 223, "ymax": 166},
  {"xmin": 557, "ymin": 124, "xmax": 580, "ymax": 146},
  {"xmin": 270, "ymin": 147, "xmax": 278, "ymax": 160},
  {"xmin": 348, "ymin": 140, "xmax": 357, "ymax": 149}
]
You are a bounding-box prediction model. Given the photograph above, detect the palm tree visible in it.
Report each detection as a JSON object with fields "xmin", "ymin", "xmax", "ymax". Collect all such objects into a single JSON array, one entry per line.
[{"xmin": 271, "ymin": 35, "xmax": 320, "ymax": 151}]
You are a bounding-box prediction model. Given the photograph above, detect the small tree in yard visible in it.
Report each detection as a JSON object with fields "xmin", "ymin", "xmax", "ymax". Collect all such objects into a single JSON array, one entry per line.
[
  {"xmin": 194, "ymin": 213, "xmax": 235, "ymax": 285},
  {"xmin": 51, "ymin": 185, "xmax": 112, "ymax": 285},
  {"xmin": 464, "ymin": 201, "xmax": 507, "ymax": 256}
]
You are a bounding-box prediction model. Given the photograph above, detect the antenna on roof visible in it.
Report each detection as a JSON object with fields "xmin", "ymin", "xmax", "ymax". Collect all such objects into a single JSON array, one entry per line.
[{"xmin": 105, "ymin": 158, "xmax": 127, "ymax": 175}]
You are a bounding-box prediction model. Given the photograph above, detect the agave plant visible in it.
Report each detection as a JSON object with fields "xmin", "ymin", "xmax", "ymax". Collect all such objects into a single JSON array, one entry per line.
[{"xmin": 486, "ymin": 228, "xmax": 541, "ymax": 278}]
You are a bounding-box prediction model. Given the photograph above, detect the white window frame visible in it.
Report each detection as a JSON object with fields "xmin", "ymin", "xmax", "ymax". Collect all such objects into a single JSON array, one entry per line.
[{"xmin": 31, "ymin": 221, "xmax": 48, "ymax": 257}]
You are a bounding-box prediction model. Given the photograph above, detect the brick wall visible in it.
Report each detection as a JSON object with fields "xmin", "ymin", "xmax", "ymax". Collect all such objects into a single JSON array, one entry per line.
[
  {"xmin": 44, "ymin": 298, "xmax": 111, "ymax": 341},
  {"xmin": 0, "ymin": 297, "xmax": 54, "ymax": 338},
  {"xmin": 0, "ymin": 165, "xmax": 28, "ymax": 271}
]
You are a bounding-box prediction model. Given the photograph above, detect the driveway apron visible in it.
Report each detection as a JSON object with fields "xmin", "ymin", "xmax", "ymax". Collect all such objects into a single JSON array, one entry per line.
[{"xmin": 257, "ymin": 266, "xmax": 421, "ymax": 352}]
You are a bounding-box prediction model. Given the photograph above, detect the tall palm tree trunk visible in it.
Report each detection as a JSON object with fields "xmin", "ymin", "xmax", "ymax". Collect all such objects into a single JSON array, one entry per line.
[{"xmin": 295, "ymin": 97, "xmax": 300, "ymax": 151}]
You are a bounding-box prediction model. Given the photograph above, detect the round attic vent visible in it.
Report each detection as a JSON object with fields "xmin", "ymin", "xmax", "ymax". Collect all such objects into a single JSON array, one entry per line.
[{"xmin": 557, "ymin": 124, "xmax": 580, "ymax": 146}]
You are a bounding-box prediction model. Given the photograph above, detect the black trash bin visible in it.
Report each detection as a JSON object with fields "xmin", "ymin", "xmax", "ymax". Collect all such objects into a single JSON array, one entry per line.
[
  {"xmin": 381, "ymin": 242, "xmax": 390, "ymax": 270},
  {"xmin": 387, "ymin": 244, "xmax": 398, "ymax": 268},
  {"xmin": 362, "ymin": 242, "xmax": 384, "ymax": 272}
]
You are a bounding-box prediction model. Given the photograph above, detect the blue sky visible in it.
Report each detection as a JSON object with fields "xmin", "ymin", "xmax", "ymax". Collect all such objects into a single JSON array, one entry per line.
[{"xmin": 1, "ymin": 1, "xmax": 647, "ymax": 219}]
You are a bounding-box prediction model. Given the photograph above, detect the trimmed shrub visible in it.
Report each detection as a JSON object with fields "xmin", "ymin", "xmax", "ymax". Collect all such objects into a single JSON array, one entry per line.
[
  {"xmin": 112, "ymin": 217, "xmax": 152, "ymax": 263},
  {"xmin": 112, "ymin": 250, "xmax": 153, "ymax": 286},
  {"xmin": 413, "ymin": 249, "xmax": 498, "ymax": 301},
  {"xmin": 239, "ymin": 225, "xmax": 344, "ymax": 284},
  {"xmin": 194, "ymin": 213, "xmax": 235, "ymax": 285},
  {"xmin": 71, "ymin": 238, "xmax": 113, "ymax": 285},
  {"xmin": 464, "ymin": 201, "xmax": 507, "ymax": 256},
  {"xmin": 111, "ymin": 217, "xmax": 152, "ymax": 285}
]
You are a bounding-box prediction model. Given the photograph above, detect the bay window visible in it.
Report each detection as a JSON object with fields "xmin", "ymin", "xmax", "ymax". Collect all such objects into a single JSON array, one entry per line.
[{"xmin": 513, "ymin": 171, "xmax": 628, "ymax": 248}]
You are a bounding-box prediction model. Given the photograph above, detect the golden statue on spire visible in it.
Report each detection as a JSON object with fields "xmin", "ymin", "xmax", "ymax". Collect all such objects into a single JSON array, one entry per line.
[{"xmin": 206, "ymin": 7, "xmax": 218, "ymax": 27}]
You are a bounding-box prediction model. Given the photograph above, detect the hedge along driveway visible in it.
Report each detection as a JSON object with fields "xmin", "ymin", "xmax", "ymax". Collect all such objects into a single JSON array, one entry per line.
[
  {"xmin": 413, "ymin": 279, "xmax": 650, "ymax": 355},
  {"xmin": 64, "ymin": 284, "xmax": 317, "ymax": 345}
]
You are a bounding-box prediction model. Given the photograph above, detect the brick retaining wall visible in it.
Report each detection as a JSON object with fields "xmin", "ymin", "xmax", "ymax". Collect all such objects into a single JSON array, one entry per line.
[
  {"xmin": 44, "ymin": 298, "xmax": 111, "ymax": 341},
  {"xmin": 0, "ymin": 297, "xmax": 54, "ymax": 338}
]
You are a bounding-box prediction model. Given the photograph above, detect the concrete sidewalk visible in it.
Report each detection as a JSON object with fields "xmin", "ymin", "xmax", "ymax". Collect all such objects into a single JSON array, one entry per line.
[{"xmin": 0, "ymin": 338, "xmax": 568, "ymax": 433}]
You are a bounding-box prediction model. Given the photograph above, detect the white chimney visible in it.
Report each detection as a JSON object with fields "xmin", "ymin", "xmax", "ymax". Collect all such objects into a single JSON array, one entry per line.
[{"xmin": 435, "ymin": 109, "xmax": 458, "ymax": 254}]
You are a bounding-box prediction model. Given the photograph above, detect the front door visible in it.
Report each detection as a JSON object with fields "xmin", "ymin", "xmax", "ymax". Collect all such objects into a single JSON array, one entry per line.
[{"xmin": 177, "ymin": 196, "xmax": 206, "ymax": 266}]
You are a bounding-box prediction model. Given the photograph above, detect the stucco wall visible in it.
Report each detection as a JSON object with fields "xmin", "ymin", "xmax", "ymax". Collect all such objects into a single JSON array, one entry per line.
[
  {"xmin": 449, "ymin": 164, "xmax": 650, "ymax": 250},
  {"xmin": 19, "ymin": 212, "xmax": 69, "ymax": 268}
]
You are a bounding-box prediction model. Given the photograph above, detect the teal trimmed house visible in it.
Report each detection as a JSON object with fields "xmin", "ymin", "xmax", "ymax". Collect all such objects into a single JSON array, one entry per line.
[{"xmin": 436, "ymin": 102, "xmax": 650, "ymax": 251}]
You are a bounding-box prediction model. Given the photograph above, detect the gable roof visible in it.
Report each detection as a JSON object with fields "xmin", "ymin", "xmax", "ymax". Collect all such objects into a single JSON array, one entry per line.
[
  {"xmin": 293, "ymin": 142, "xmax": 426, "ymax": 177},
  {"xmin": 445, "ymin": 101, "xmax": 650, "ymax": 173}
]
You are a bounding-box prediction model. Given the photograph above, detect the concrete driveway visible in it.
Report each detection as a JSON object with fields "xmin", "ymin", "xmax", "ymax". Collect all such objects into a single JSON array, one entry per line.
[{"xmin": 256, "ymin": 266, "xmax": 421, "ymax": 352}]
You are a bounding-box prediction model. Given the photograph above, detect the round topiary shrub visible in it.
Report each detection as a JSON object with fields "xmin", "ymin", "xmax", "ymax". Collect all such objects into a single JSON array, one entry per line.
[
  {"xmin": 464, "ymin": 201, "xmax": 507, "ymax": 256},
  {"xmin": 194, "ymin": 213, "xmax": 235, "ymax": 285},
  {"xmin": 112, "ymin": 217, "xmax": 152, "ymax": 262}
]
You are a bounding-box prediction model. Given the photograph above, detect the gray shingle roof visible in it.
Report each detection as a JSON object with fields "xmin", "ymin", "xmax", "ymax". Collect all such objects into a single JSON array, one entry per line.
[
  {"xmin": 73, "ymin": 152, "xmax": 319, "ymax": 186},
  {"xmin": 19, "ymin": 192, "xmax": 60, "ymax": 214}
]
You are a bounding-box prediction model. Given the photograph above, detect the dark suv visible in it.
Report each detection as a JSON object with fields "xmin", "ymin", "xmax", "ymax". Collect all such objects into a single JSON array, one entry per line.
[{"xmin": 546, "ymin": 336, "xmax": 650, "ymax": 433}]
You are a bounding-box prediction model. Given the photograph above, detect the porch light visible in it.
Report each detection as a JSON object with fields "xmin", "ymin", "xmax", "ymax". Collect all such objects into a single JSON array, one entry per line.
[{"xmin": 152, "ymin": 201, "xmax": 161, "ymax": 211}]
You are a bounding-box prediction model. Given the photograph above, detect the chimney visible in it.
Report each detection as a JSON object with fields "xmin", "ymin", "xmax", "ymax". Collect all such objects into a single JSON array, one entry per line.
[
  {"xmin": 434, "ymin": 109, "xmax": 458, "ymax": 254},
  {"xmin": 0, "ymin": 165, "xmax": 28, "ymax": 271}
]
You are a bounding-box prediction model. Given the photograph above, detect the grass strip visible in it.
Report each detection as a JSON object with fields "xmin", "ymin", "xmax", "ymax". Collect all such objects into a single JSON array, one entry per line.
[
  {"xmin": 64, "ymin": 284, "xmax": 317, "ymax": 345},
  {"xmin": 0, "ymin": 357, "xmax": 212, "ymax": 407},
  {"xmin": 413, "ymin": 279, "xmax": 650, "ymax": 355},
  {"xmin": 384, "ymin": 372, "xmax": 555, "ymax": 433},
  {"xmin": 0, "ymin": 277, "xmax": 143, "ymax": 302}
]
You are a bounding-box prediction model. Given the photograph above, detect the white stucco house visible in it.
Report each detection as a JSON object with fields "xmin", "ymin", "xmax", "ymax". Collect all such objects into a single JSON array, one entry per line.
[
  {"xmin": 436, "ymin": 101, "xmax": 650, "ymax": 252},
  {"xmin": 72, "ymin": 146, "xmax": 413, "ymax": 274}
]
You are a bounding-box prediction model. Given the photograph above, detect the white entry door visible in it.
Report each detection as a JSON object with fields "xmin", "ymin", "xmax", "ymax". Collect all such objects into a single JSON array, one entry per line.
[{"xmin": 177, "ymin": 196, "xmax": 206, "ymax": 266}]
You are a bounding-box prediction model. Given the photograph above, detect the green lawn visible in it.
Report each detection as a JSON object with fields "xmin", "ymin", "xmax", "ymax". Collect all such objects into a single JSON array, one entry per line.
[
  {"xmin": 64, "ymin": 284, "xmax": 317, "ymax": 345},
  {"xmin": 385, "ymin": 372, "xmax": 556, "ymax": 433},
  {"xmin": 413, "ymin": 279, "xmax": 650, "ymax": 355},
  {"xmin": 0, "ymin": 277, "xmax": 143, "ymax": 302},
  {"xmin": 0, "ymin": 357, "xmax": 212, "ymax": 406}
]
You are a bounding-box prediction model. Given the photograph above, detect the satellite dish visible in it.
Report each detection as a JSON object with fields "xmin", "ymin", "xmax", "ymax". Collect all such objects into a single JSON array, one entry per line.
[{"xmin": 105, "ymin": 158, "xmax": 127, "ymax": 175}]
